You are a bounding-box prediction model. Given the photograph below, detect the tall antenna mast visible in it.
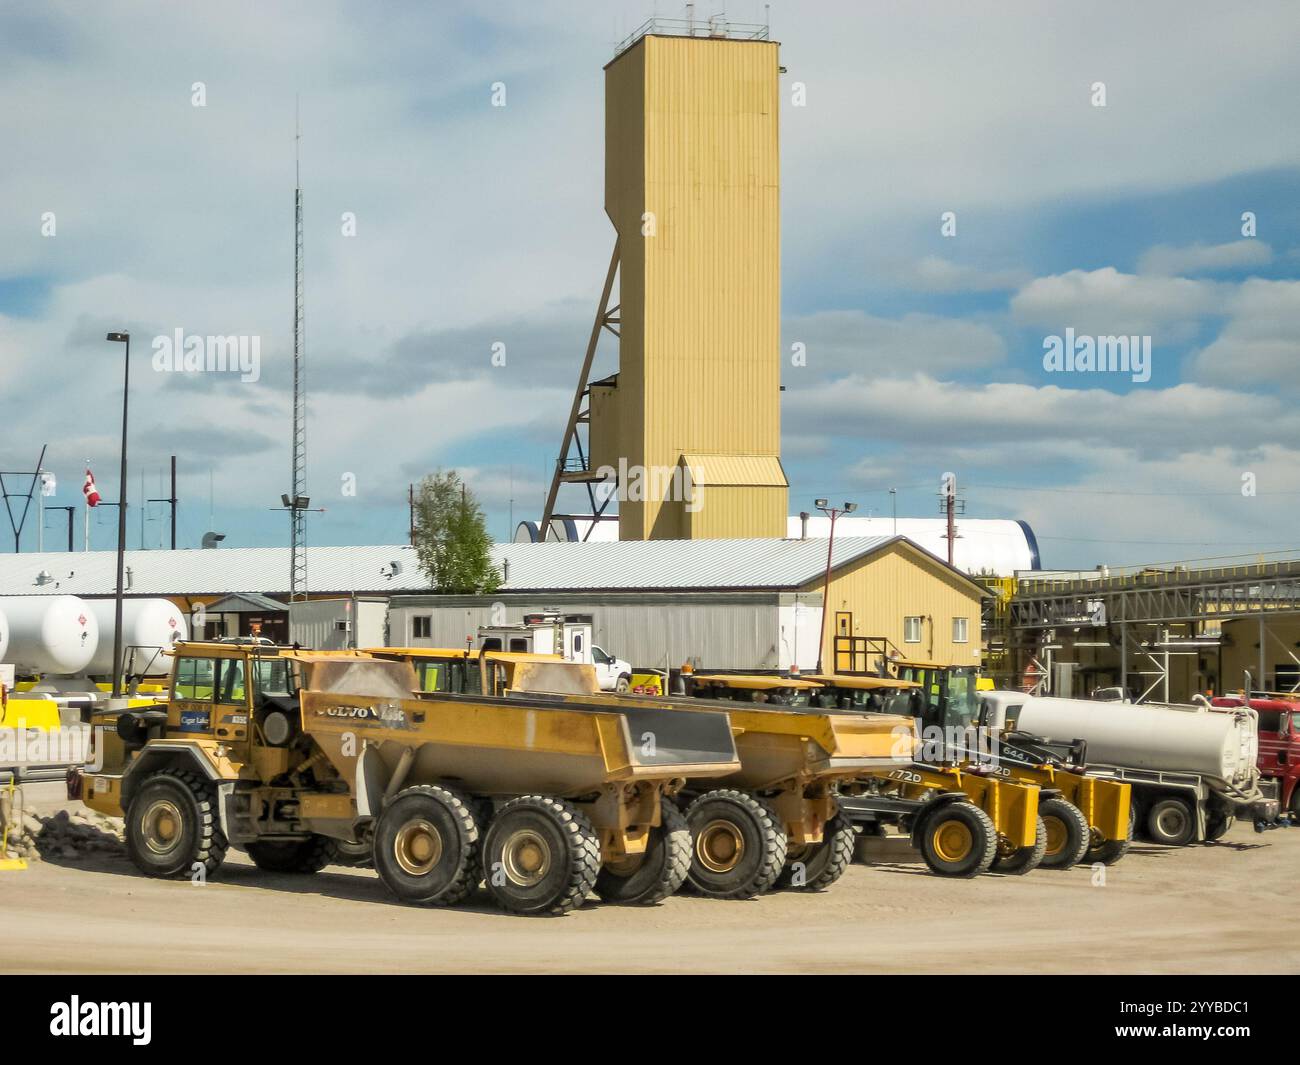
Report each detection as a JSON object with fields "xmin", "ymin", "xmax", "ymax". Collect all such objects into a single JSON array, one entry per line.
[{"xmin": 290, "ymin": 97, "xmax": 308, "ymax": 601}]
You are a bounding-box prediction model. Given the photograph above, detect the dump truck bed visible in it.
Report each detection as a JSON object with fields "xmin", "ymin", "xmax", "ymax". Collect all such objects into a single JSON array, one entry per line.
[{"xmin": 301, "ymin": 688, "xmax": 740, "ymax": 798}]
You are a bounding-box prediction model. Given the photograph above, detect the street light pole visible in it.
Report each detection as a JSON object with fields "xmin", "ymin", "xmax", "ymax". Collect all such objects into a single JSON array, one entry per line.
[
  {"xmin": 813, "ymin": 498, "xmax": 858, "ymax": 674},
  {"xmin": 106, "ymin": 332, "xmax": 130, "ymax": 699}
]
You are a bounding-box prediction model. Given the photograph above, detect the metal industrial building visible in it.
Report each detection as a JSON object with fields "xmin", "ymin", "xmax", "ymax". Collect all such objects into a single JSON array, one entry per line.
[
  {"xmin": 0, "ymin": 536, "xmax": 987, "ymax": 675},
  {"xmin": 388, "ymin": 535, "xmax": 987, "ymax": 673}
]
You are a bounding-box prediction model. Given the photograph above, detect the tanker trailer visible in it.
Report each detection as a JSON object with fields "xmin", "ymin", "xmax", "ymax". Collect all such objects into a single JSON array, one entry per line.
[
  {"xmin": 984, "ymin": 692, "xmax": 1278, "ymax": 846},
  {"xmin": 0, "ymin": 595, "xmax": 98, "ymax": 676}
]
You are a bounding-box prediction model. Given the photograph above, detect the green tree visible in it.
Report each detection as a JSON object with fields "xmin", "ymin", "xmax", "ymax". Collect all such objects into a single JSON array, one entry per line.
[{"xmin": 412, "ymin": 470, "xmax": 501, "ymax": 594}]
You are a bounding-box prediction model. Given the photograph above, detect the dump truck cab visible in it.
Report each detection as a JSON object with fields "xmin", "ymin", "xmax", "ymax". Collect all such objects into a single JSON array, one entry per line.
[{"xmin": 72, "ymin": 642, "xmax": 379, "ymax": 875}]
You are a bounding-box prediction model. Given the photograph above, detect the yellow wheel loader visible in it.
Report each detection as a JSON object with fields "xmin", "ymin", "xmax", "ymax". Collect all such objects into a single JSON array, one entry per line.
[
  {"xmin": 875, "ymin": 663, "xmax": 1132, "ymax": 869},
  {"xmin": 800, "ymin": 674, "xmax": 1045, "ymax": 875},
  {"xmin": 73, "ymin": 642, "xmax": 741, "ymax": 916}
]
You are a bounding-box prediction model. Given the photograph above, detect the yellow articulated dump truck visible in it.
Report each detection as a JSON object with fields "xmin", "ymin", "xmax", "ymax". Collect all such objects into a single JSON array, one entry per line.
[
  {"xmin": 372, "ymin": 652, "xmax": 919, "ymax": 898},
  {"xmin": 72, "ymin": 641, "xmax": 741, "ymax": 916}
]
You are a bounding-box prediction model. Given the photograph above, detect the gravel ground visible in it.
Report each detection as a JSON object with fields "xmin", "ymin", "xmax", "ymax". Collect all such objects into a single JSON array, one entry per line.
[{"xmin": 2, "ymin": 781, "xmax": 1294, "ymax": 975}]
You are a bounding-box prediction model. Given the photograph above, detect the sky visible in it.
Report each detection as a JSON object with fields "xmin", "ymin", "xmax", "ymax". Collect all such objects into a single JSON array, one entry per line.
[{"xmin": 1, "ymin": 0, "xmax": 1298, "ymax": 572}]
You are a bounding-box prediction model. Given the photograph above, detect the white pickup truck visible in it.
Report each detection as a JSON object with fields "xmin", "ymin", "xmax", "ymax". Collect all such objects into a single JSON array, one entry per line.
[{"xmin": 478, "ymin": 614, "xmax": 633, "ymax": 692}]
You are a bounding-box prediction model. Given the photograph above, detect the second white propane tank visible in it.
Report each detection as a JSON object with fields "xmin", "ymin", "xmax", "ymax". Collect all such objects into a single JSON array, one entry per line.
[
  {"xmin": 85, "ymin": 598, "xmax": 188, "ymax": 676},
  {"xmin": 1016, "ymin": 696, "xmax": 1258, "ymax": 784},
  {"xmin": 0, "ymin": 595, "xmax": 99, "ymax": 675}
]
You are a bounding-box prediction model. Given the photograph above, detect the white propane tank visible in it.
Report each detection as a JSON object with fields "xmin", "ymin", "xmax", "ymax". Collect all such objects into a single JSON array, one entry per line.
[
  {"xmin": 85, "ymin": 598, "xmax": 188, "ymax": 676},
  {"xmin": 0, "ymin": 595, "xmax": 99, "ymax": 675},
  {"xmin": 1015, "ymin": 696, "xmax": 1258, "ymax": 785},
  {"xmin": 0, "ymin": 603, "xmax": 9, "ymax": 663}
]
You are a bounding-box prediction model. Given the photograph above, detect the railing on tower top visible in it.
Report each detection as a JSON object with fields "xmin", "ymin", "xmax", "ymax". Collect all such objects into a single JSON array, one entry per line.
[{"xmin": 614, "ymin": 16, "xmax": 771, "ymax": 58}]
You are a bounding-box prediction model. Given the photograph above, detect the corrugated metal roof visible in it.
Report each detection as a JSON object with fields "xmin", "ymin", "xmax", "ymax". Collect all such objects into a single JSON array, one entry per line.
[
  {"xmin": 0, "ymin": 536, "xmax": 912, "ymax": 597},
  {"xmin": 207, "ymin": 592, "xmax": 290, "ymax": 613}
]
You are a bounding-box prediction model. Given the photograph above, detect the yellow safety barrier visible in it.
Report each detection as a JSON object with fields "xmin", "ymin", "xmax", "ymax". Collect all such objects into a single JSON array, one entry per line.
[{"xmin": 0, "ymin": 698, "xmax": 62, "ymax": 731}]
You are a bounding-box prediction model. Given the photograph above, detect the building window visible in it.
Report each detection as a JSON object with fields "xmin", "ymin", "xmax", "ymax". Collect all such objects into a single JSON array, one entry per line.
[
  {"xmin": 952, "ymin": 617, "xmax": 969, "ymax": 644},
  {"xmin": 412, "ymin": 616, "xmax": 432, "ymax": 639},
  {"xmin": 904, "ymin": 616, "xmax": 922, "ymax": 644}
]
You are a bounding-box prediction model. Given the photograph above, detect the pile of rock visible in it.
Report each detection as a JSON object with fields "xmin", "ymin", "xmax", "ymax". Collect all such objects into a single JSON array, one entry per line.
[{"xmin": 3, "ymin": 807, "xmax": 125, "ymax": 863}]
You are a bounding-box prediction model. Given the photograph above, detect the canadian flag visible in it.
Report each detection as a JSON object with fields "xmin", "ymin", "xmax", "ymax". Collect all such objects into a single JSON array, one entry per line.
[{"xmin": 83, "ymin": 469, "xmax": 101, "ymax": 508}]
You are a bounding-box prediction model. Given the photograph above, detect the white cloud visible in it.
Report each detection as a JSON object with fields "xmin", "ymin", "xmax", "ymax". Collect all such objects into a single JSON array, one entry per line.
[
  {"xmin": 1185, "ymin": 278, "xmax": 1300, "ymax": 390},
  {"xmin": 784, "ymin": 373, "xmax": 1300, "ymax": 457},
  {"xmin": 1138, "ymin": 240, "xmax": 1272, "ymax": 276},
  {"xmin": 782, "ymin": 309, "xmax": 1006, "ymax": 379},
  {"xmin": 1010, "ymin": 267, "xmax": 1222, "ymax": 338},
  {"xmin": 902, "ymin": 256, "xmax": 1029, "ymax": 292}
]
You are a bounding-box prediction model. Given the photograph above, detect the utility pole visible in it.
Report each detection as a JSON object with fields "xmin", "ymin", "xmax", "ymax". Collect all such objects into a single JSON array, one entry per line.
[
  {"xmin": 813, "ymin": 498, "xmax": 858, "ymax": 674},
  {"xmin": 939, "ymin": 472, "xmax": 964, "ymax": 566},
  {"xmin": 47, "ymin": 506, "xmax": 75, "ymax": 551},
  {"xmin": 408, "ymin": 483, "xmax": 416, "ymax": 545},
  {"xmin": 288, "ymin": 99, "xmax": 309, "ymax": 601},
  {"xmin": 148, "ymin": 454, "xmax": 178, "ymax": 549}
]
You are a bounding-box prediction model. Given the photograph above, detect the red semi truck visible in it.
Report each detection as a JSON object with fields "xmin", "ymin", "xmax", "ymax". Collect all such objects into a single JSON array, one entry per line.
[{"xmin": 1212, "ymin": 693, "xmax": 1300, "ymax": 819}]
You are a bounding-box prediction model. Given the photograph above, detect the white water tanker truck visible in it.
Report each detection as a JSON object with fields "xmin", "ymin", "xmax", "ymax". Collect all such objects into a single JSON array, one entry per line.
[{"xmin": 980, "ymin": 691, "xmax": 1279, "ymax": 846}]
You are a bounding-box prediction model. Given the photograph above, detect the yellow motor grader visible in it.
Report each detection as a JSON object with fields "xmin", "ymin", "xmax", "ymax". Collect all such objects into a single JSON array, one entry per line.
[{"xmin": 72, "ymin": 641, "xmax": 742, "ymax": 915}]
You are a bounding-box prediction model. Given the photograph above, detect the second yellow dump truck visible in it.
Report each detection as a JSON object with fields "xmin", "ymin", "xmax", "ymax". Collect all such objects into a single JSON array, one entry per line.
[
  {"xmin": 74, "ymin": 641, "xmax": 742, "ymax": 915},
  {"xmin": 374, "ymin": 652, "xmax": 923, "ymax": 898}
]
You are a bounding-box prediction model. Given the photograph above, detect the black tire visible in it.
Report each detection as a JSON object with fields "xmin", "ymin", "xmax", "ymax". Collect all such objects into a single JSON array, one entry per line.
[
  {"xmin": 1039, "ymin": 797, "xmax": 1091, "ymax": 868},
  {"xmin": 683, "ymin": 789, "xmax": 788, "ymax": 899},
  {"xmin": 373, "ymin": 785, "xmax": 481, "ymax": 906},
  {"xmin": 775, "ymin": 811, "xmax": 856, "ymax": 891},
  {"xmin": 593, "ymin": 798, "xmax": 690, "ymax": 905},
  {"xmin": 917, "ymin": 802, "xmax": 997, "ymax": 878},
  {"xmin": 990, "ymin": 816, "xmax": 1047, "ymax": 875},
  {"xmin": 124, "ymin": 769, "xmax": 227, "ymax": 880},
  {"xmin": 1146, "ymin": 796, "xmax": 1196, "ymax": 847},
  {"xmin": 333, "ymin": 838, "xmax": 374, "ymax": 869},
  {"xmin": 1204, "ymin": 813, "xmax": 1234, "ymax": 841},
  {"xmin": 1086, "ymin": 805, "xmax": 1134, "ymax": 866},
  {"xmin": 482, "ymin": 795, "xmax": 601, "ymax": 915},
  {"xmin": 615, "ymin": 675, "xmax": 632, "ymax": 693},
  {"xmin": 246, "ymin": 835, "xmax": 338, "ymax": 874}
]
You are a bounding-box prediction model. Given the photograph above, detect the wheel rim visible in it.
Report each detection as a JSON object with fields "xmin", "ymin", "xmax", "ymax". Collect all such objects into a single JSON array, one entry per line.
[
  {"xmin": 696, "ymin": 819, "xmax": 745, "ymax": 873},
  {"xmin": 501, "ymin": 829, "xmax": 551, "ymax": 887},
  {"xmin": 931, "ymin": 819, "xmax": 973, "ymax": 862},
  {"xmin": 141, "ymin": 799, "xmax": 184, "ymax": 857},
  {"xmin": 1043, "ymin": 816, "xmax": 1067, "ymax": 856},
  {"xmin": 393, "ymin": 819, "xmax": 444, "ymax": 876},
  {"xmin": 1155, "ymin": 806, "xmax": 1186, "ymax": 839}
]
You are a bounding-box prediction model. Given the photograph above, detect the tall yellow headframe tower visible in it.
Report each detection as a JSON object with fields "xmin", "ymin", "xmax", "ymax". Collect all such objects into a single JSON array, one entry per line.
[{"xmin": 542, "ymin": 25, "xmax": 788, "ymax": 541}]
